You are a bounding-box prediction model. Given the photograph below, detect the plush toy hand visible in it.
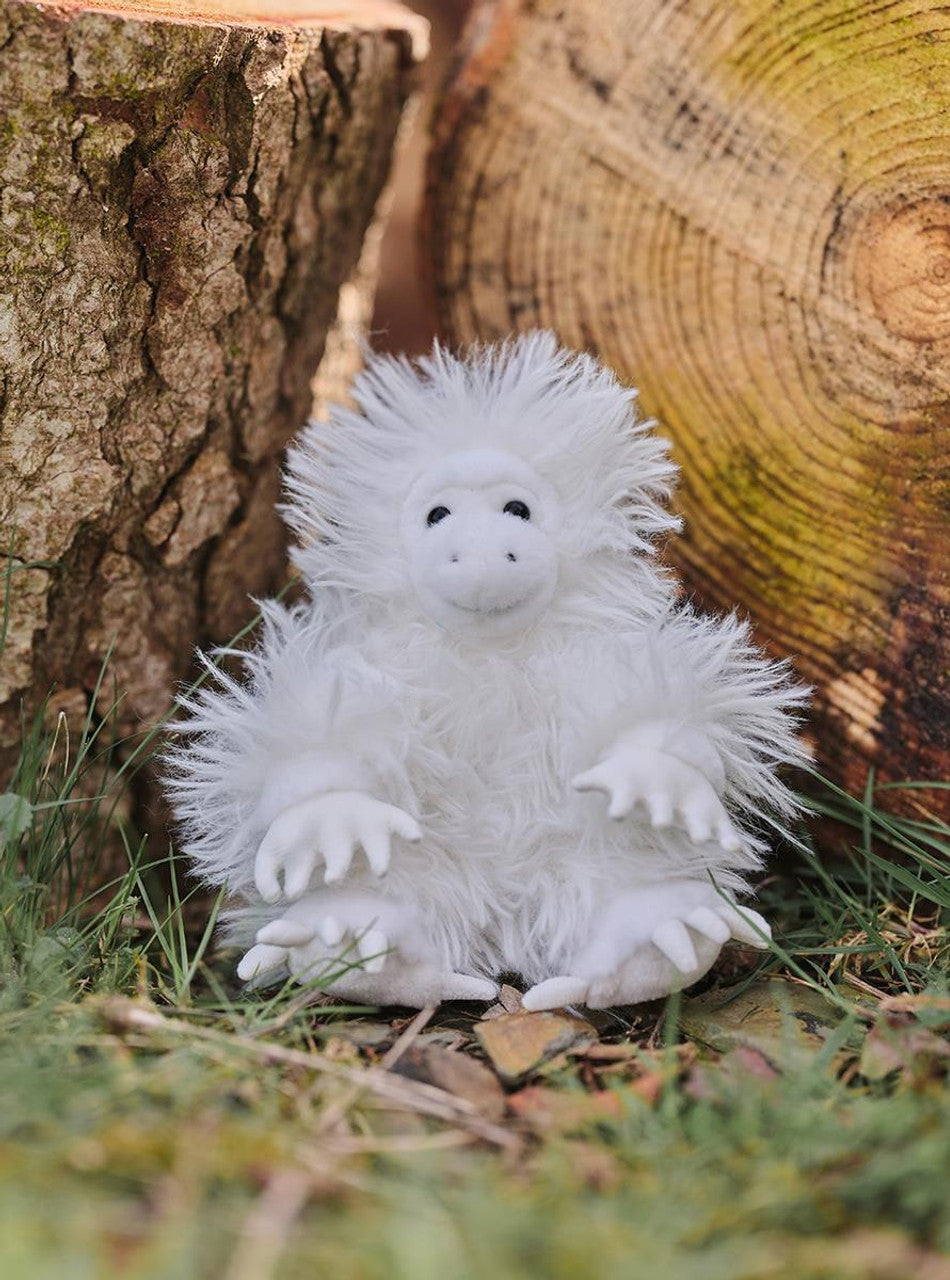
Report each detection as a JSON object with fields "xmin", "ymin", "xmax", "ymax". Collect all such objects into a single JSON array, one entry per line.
[
  {"xmin": 254, "ymin": 791, "xmax": 421, "ymax": 903},
  {"xmin": 572, "ymin": 745, "xmax": 741, "ymax": 850}
]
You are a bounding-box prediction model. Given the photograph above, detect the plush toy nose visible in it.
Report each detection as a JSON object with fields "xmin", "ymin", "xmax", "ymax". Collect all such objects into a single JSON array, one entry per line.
[
  {"xmin": 438, "ymin": 520, "xmax": 535, "ymax": 611},
  {"xmin": 449, "ymin": 547, "xmax": 518, "ymax": 567},
  {"xmin": 445, "ymin": 551, "xmax": 525, "ymax": 610}
]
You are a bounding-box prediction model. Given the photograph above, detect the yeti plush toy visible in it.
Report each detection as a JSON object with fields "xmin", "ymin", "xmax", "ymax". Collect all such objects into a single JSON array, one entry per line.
[{"xmin": 167, "ymin": 333, "xmax": 808, "ymax": 1010}]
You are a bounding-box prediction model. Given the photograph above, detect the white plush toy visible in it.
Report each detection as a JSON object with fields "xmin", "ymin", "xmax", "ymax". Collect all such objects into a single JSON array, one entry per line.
[{"xmin": 166, "ymin": 333, "xmax": 809, "ymax": 1010}]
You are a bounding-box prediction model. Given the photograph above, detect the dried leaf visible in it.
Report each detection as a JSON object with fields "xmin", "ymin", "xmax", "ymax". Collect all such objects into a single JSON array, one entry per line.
[
  {"xmin": 559, "ymin": 1141, "xmax": 622, "ymax": 1191},
  {"xmin": 859, "ymin": 1021, "xmax": 950, "ymax": 1083},
  {"xmin": 507, "ymin": 1085, "xmax": 624, "ymax": 1134},
  {"xmin": 480, "ymin": 1004, "xmax": 507, "ymax": 1021},
  {"xmin": 682, "ymin": 1064, "xmax": 721, "ymax": 1102},
  {"xmin": 498, "ymin": 984, "xmax": 524, "ymax": 1013},
  {"xmin": 569, "ymin": 1042, "xmax": 640, "ymax": 1063},
  {"xmin": 795, "ymin": 1228, "xmax": 950, "ymax": 1280},
  {"xmin": 393, "ymin": 1046, "xmax": 506, "ymax": 1121},
  {"xmin": 322, "ymin": 1021, "xmax": 394, "ymax": 1050},
  {"xmin": 682, "ymin": 1046, "xmax": 779, "ymax": 1102},
  {"xmin": 475, "ymin": 1010, "xmax": 595, "ymax": 1084},
  {"xmin": 413, "ymin": 1030, "xmax": 468, "ymax": 1052},
  {"xmin": 680, "ymin": 977, "xmax": 858, "ymax": 1070},
  {"xmin": 879, "ymin": 993, "xmax": 950, "ymax": 1031},
  {"xmin": 721, "ymin": 1046, "xmax": 781, "ymax": 1080},
  {"xmin": 318, "ymin": 1036, "xmax": 362, "ymax": 1063}
]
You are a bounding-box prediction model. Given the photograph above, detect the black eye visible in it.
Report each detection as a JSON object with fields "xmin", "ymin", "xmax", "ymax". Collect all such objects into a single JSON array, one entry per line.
[
  {"xmin": 503, "ymin": 500, "xmax": 531, "ymax": 521},
  {"xmin": 426, "ymin": 505, "xmax": 451, "ymax": 527}
]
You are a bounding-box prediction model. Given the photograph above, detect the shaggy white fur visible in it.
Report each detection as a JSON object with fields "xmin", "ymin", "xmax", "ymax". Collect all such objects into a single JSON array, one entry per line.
[{"xmin": 165, "ymin": 332, "xmax": 810, "ymax": 1009}]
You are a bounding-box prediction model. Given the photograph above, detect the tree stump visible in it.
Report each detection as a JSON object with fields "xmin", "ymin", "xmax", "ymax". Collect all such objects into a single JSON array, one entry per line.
[
  {"xmin": 426, "ymin": 0, "xmax": 950, "ymax": 809},
  {"xmin": 0, "ymin": 0, "xmax": 425, "ymax": 767}
]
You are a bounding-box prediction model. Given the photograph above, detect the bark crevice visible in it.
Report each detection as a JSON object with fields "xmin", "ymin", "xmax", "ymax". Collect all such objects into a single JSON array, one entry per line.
[{"xmin": 0, "ymin": 0, "xmax": 423, "ymax": 771}]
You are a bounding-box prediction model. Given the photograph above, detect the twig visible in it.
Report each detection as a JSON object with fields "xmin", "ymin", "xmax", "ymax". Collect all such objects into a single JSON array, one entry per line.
[
  {"xmin": 316, "ymin": 1003, "xmax": 436, "ymax": 1136},
  {"xmin": 225, "ymin": 1169, "xmax": 314, "ymax": 1280},
  {"xmin": 98, "ymin": 997, "xmax": 518, "ymax": 1150},
  {"xmin": 379, "ymin": 1004, "xmax": 436, "ymax": 1070},
  {"xmin": 246, "ymin": 985, "xmax": 334, "ymax": 1038},
  {"xmin": 839, "ymin": 971, "xmax": 887, "ymax": 1003},
  {"xmin": 321, "ymin": 1130, "xmax": 474, "ymax": 1155}
]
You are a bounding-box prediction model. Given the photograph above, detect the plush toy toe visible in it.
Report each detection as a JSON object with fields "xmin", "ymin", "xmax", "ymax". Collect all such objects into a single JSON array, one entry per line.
[{"xmin": 522, "ymin": 976, "xmax": 591, "ymax": 1011}]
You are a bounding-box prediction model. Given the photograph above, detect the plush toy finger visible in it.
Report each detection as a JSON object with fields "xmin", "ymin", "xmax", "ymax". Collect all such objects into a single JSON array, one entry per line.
[
  {"xmin": 256, "ymin": 919, "xmax": 315, "ymax": 948},
  {"xmin": 651, "ymin": 919, "xmax": 699, "ymax": 973},
  {"xmin": 383, "ymin": 805, "xmax": 422, "ymax": 844},
  {"xmin": 522, "ymin": 975, "xmax": 591, "ymax": 1011},
  {"xmin": 574, "ymin": 761, "xmax": 644, "ymax": 820},
  {"xmin": 440, "ymin": 974, "xmax": 502, "ymax": 1001},
  {"xmin": 568, "ymin": 757, "xmax": 629, "ymax": 798},
  {"xmin": 578, "ymin": 764, "xmax": 672, "ymax": 821},
  {"xmin": 712, "ymin": 812, "xmax": 741, "ymax": 852},
  {"xmin": 686, "ymin": 905, "xmax": 731, "ymax": 945},
  {"xmin": 358, "ymin": 822, "xmax": 394, "ymax": 877},
  {"xmin": 237, "ymin": 942, "xmax": 287, "ymax": 981},
  {"xmin": 681, "ymin": 798, "xmax": 713, "ymax": 845},
  {"xmin": 255, "ymin": 865, "xmax": 283, "ymax": 904},
  {"xmin": 320, "ymin": 818, "xmax": 357, "ymax": 884},
  {"xmin": 347, "ymin": 804, "xmax": 420, "ymax": 876},
  {"xmin": 646, "ymin": 791, "xmax": 675, "ymax": 828},
  {"xmin": 607, "ymin": 782, "xmax": 639, "ymax": 821},
  {"xmin": 356, "ymin": 927, "xmax": 389, "ymax": 974},
  {"xmin": 719, "ymin": 903, "xmax": 772, "ymax": 948},
  {"xmin": 327, "ymin": 963, "xmax": 500, "ymax": 1008},
  {"xmin": 570, "ymin": 763, "xmax": 613, "ymax": 797},
  {"xmin": 283, "ymin": 846, "xmax": 319, "ymax": 900},
  {"xmin": 254, "ymin": 810, "xmax": 305, "ymax": 902},
  {"xmin": 318, "ymin": 915, "xmax": 344, "ymax": 947}
]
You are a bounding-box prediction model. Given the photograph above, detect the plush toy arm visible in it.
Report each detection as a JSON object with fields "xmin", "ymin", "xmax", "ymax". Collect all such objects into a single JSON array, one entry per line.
[
  {"xmin": 572, "ymin": 718, "xmax": 742, "ymax": 850},
  {"xmin": 579, "ymin": 718, "xmax": 727, "ymax": 794},
  {"xmin": 615, "ymin": 719, "xmax": 727, "ymax": 791},
  {"xmin": 255, "ymin": 751, "xmax": 384, "ymax": 833},
  {"xmin": 164, "ymin": 600, "xmax": 419, "ymax": 903}
]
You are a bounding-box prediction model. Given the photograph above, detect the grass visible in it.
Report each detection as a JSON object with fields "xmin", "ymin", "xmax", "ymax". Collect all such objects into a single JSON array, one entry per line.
[{"xmin": 1, "ymin": 638, "xmax": 949, "ymax": 1279}]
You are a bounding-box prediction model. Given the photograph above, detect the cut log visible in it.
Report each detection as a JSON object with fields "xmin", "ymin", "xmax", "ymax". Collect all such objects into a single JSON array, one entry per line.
[
  {"xmin": 426, "ymin": 0, "xmax": 950, "ymax": 809},
  {"xmin": 0, "ymin": 0, "xmax": 426, "ymax": 766}
]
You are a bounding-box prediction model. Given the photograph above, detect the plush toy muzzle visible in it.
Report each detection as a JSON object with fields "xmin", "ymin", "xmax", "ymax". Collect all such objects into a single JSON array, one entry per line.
[{"xmin": 401, "ymin": 448, "xmax": 560, "ymax": 635}]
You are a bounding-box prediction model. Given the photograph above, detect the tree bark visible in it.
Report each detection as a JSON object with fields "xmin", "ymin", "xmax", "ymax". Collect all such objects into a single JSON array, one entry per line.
[
  {"xmin": 426, "ymin": 0, "xmax": 950, "ymax": 811},
  {"xmin": 0, "ymin": 0, "xmax": 425, "ymax": 766}
]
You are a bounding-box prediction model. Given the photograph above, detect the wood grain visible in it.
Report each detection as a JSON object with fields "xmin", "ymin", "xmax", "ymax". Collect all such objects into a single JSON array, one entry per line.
[{"xmin": 426, "ymin": 0, "xmax": 950, "ymax": 809}]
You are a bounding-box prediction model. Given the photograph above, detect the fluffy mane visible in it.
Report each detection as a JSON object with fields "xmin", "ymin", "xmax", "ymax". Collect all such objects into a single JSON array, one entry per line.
[{"xmin": 284, "ymin": 332, "xmax": 681, "ymax": 607}]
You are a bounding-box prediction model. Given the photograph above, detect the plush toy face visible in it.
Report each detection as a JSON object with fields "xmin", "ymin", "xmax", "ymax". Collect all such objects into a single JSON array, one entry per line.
[{"xmin": 401, "ymin": 449, "xmax": 560, "ymax": 636}]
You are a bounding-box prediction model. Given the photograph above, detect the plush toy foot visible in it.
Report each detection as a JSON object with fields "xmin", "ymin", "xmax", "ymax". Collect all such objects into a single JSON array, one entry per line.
[
  {"xmin": 522, "ymin": 881, "xmax": 771, "ymax": 1011},
  {"xmin": 237, "ymin": 889, "xmax": 498, "ymax": 1008}
]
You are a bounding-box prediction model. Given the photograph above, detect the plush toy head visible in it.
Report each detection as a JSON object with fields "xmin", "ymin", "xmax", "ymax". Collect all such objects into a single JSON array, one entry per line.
[
  {"xmin": 284, "ymin": 332, "xmax": 681, "ymax": 634},
  {"xmin": 400, "ymin": 448, "xmax": 560, "ymax": 635}
]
